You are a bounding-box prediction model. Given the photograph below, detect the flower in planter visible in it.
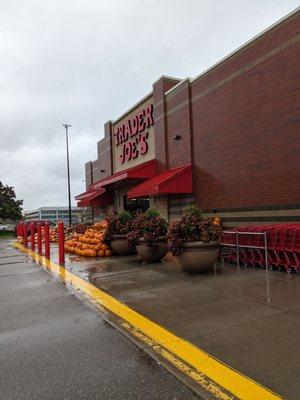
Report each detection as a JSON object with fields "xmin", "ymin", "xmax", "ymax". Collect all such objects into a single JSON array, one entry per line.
[
  {"xmin": 127, "ymin": 209, "xmax": 168, "ymax": 253},
  {"xmin": 167, "ymin": 204, "xmax": 222, "ymax": 255},
  {"xmin": 103, "ymin": 211, "xmax": 133, "ymax": 242}
]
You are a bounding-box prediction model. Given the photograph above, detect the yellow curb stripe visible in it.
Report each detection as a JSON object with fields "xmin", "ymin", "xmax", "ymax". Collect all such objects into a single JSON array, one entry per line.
[
  {"xmin": 121, "ymin": 322, "xmax": 235, "ymax": 400},
  {"xmin": 14, "ymin": 243, "xmax": 283, "ymax": 400}
]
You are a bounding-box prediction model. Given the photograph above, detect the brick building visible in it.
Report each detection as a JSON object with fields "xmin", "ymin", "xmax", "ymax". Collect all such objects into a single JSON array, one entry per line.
[{"xmin": 76, "ymin": 9, "xmax": 300, "ymax": 227}]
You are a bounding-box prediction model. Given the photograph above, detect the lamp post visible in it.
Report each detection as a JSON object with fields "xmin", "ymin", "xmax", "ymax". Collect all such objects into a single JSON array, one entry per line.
[{"xmin": 63, "ymin": 124, "xmax": 72, "ymax": 227}]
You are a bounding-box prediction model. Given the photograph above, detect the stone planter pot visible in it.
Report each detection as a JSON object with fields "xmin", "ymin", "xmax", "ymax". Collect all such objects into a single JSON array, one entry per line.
[
  {"xmin": 110, "ymin": 234, "xmax": 134, "ymax": 255},
  {"xmin": 178, "ymin": 241, "xmax": 219, "ymax": 273},
  {"xmin": 136, "ymin": 236, "xmax": 168, "ymax": 263}
]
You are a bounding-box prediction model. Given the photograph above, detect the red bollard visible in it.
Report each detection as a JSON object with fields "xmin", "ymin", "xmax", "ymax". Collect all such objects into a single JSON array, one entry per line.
[
  {"xmin": 23, "ymin": 223, "xmax": 28, "ymax": 248},
  {"xmin": 58, "ymin": 220, "xmax": 65, "ymax": 266},
  {"xmin": 30, "ymin": 222, "xmax": 35, "ymax": 251},
  {"xmin": 44, "ymin": 222, "xmax": 50, "ymax": 259},
  {"xmin": 37, "ymin": 223, "xmax": 42, "ymax": 255}
]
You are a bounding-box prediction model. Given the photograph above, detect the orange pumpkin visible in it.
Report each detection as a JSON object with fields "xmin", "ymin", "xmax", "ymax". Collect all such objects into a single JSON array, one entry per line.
[
  {"xmin": 90, "ymin": 250, "xmax": 97, "ymax": 257},
  {"xmin": 98, "ymin": 250, "xmax": 105, "ymax": 257},
  {"xmin": 83, "ymin": 249, "xmax": 90, "ymax": 257},
  {"xmin": 213, "ymin": 217, "xmax": 221, "ymax": 226},
  {"xmin": 105, "ymin": 250, "xmax": 111, "ymax": 257},
  {"xmin": 102, "ymin": 244, "xmax": 108, "ymax": 251}
]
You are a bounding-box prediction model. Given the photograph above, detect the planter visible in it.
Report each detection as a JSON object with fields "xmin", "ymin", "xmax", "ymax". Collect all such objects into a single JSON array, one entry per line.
[
  {"xmin": 136, "ymin": 236, "xmax": 168, "ymax": 263},
  {"xmin": 177, "ymin": 241, "xmax": 219, "ymax": 273},
  {"xmin": 110, "ymin": 234, "xmax": 134, "ymax": 255}
]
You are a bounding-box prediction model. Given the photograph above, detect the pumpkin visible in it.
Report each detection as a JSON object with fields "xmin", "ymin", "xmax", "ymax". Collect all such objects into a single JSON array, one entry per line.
[
  {"xmin": 105, "ymin": 250, "xmax": 111, "ymax": 257},
  {"xmin": 102, "ymin": 244, "xmax": 108, "ymax": 251},
  {"xmin": 98, "ymin": 250, "xmax": 105, "ymax": 257},
  {"xmin": 90, "ymin": 250, "xmax": 97, "ymax": 257}
]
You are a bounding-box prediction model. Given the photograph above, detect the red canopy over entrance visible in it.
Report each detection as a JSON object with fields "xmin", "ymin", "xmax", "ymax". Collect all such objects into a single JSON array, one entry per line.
[
  {"xmin": 75, "ymin": 188, "xmax": 100, "ymax": 201},
  {"xmin": 127, "ymin": 164, "xmax": 193, "ymax": 198},
  {"xmin": 90, "ymin": 159, "xmax": 157, "ymax": 189},
  {"xmin": 75, "ymin": 188, "xmax": 113, "ymax": 207}
]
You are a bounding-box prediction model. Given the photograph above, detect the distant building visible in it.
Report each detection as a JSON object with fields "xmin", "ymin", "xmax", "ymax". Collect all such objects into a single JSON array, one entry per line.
[{"xmin": 24, "ymin": 207, "xmax": 85, "ymax": 225}]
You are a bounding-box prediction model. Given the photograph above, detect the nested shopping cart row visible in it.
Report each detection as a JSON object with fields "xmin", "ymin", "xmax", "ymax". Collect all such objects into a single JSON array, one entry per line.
[{"xmin": 220, "ymin": 224, "xmax": 300, "ymax": 273}]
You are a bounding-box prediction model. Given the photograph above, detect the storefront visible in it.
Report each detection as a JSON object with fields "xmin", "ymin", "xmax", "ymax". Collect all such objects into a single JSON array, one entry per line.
[{"xmin": 76, "ymin": 9, "xmax": 300, "ymax": 226}]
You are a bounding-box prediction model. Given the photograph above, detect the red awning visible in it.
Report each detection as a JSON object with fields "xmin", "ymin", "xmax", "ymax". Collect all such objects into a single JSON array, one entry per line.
[
  {"xmin": 90, "ymin": 159, "xmax": 157, "ymax": 189},
  {"xmin": 127, "ymin": 165, "xmax": 193, "ymax": 198},
  {"xmin": 75, "ymin": 188, "xmax": 100, "ymax": 201},
  {"xmin": 76, "ymin": 188, "xmax": 113, "ymax": 207}
]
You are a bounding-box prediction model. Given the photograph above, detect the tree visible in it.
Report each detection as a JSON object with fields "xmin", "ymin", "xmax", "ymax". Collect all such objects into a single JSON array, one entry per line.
[{"xmin": 0, "ymin": 181, "xmax": 23, "ymax": 221}]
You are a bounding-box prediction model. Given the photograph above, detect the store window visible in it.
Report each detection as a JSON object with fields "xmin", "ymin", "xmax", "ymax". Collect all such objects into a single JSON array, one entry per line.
[
  {"xmin": 123, "ymin": 196, "xmax": 149, "ymax": 213},
  {"xmin": 169, "ymin": 195, "xmax": 194, "ymax": 220}
]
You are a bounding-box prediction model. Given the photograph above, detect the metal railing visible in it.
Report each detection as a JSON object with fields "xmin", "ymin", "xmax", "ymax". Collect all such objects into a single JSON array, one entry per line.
[{"xmin": 220, "ymin": 230, "xmax": 268, "ymax": 270}]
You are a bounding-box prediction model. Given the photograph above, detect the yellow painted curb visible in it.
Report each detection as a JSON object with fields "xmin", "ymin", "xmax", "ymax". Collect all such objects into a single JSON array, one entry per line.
[{"xmin": 13, "ymin": 242, "xmax": 283, "ymax": 400}]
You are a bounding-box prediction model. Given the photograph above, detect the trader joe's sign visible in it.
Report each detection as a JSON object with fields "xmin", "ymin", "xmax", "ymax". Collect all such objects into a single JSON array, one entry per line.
[{"xmin": 113, "ymin": 102, "xmax": 155, "ymax": 171}]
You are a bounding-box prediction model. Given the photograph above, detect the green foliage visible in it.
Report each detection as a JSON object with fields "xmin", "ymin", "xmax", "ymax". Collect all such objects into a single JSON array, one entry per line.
[
  {"xmin": 117, "ymin": 210, "xmax": 132, "ymax": 225},
  {"xmin": 184, "ymin": 203, "xmax": 202, "ymax": 218},
  {"xmin": 145, "ymin": 208, "xmax": 160, "ymax": 219},
  {"xmin": 0, "ymin": 181, "xmax": 23, "ymax": 221}
]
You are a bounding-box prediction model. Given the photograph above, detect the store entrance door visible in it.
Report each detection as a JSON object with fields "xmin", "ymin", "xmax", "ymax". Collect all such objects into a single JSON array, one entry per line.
[{"xmin": 123, "ymin": 196, "xmax": 149, "ymax": 213}]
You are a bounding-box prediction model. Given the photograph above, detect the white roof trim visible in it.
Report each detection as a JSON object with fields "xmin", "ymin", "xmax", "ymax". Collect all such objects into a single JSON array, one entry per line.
[
  {"xmin": 152, "ymin": 75, "xmax": 181, "ymax": 85},
  {"xmin": 164, "ymin": 78, "xmax": 191, "ymax": 96}
]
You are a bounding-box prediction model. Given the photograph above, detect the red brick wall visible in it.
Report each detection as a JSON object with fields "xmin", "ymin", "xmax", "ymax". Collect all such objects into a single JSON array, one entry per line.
[
  {"xmin": 164, "ymin": 10, "xmax": 300, "ymax": 210},
  {"xmin": 87, "ymin": 122, "xmax": 113, "ymax": 185},
  {"xmin": 85, "ymin": 162, "xmax": 93, "ymax": 189},
  {"xmin": 153, "ymin": 77, "xmax": 181, "ymax": 173},
  {"xmin": 165, "ymin": 79, "xmax": 192, "ymax": 168}
]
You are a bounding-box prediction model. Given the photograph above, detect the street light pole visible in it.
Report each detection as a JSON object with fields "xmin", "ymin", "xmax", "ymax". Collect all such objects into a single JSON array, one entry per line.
[{"xmin": 63, "ymin": 124, "xmax": 72, "ymax": 227}]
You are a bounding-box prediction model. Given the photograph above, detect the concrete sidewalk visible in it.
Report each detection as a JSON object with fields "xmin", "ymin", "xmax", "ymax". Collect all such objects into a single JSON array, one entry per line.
[
  {"xmin": 0, "ymin": 239, "xmax": 199, "ymax": 400},
  {"xmin": 46, "ymin": 243, "xmax": 300, "ymax": 400}
]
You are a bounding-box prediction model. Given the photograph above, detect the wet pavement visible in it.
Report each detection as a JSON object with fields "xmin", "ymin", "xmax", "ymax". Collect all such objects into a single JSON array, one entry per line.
[
  {"xmin": 0, "ymin": 239, "xmax": 199, "ymax": 400},
  {"xmin": 47, "ymin": 244, "xmax": 300, "ymax": 399}
]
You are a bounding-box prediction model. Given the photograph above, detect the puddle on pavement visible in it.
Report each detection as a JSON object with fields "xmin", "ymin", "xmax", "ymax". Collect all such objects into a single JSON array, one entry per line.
[
  {"xmin": 75, "ymin": 264, "xmax": 114, "ymax": 283},
  {"xmin": 67, "ymin": 255, "xmax": 89, "ymax": 263},
  {"xmin": 81, "ymin": 265, "xmax": 113, "ymax": 274}
]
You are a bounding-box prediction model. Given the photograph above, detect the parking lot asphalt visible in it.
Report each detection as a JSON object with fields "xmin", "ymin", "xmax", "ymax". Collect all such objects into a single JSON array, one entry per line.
[{"xmin": 0, "ymin": 239, "xmax": 199, "ymax": 400}]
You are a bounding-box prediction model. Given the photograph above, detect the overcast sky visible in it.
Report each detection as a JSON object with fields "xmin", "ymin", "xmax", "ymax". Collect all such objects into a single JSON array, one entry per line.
[{"xmin": 0, "ymin": 0, "xmax": 298, "ymax": 212}]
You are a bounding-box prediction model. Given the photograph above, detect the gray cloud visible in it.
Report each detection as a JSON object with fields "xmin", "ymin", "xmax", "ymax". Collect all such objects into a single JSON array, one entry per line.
[{"xmin": 0, "ymin": 0, "xmax": 298, "ymax": 211}]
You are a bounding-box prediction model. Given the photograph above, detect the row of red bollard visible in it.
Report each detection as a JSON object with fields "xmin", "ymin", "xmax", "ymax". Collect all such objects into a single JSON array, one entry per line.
[{"xmin": 17, "ymin": 221, "xmax": 65, "ymax": 266}]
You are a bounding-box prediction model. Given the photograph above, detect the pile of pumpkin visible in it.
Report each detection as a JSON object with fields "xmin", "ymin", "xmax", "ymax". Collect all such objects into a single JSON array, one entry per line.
[
  {"xmin": 64, "ymin": 221, "xmax": 111, "ymax": 257},
  {"xmin": 49, "ymin": 227, "xmax": 58, "ymax": 243}
]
